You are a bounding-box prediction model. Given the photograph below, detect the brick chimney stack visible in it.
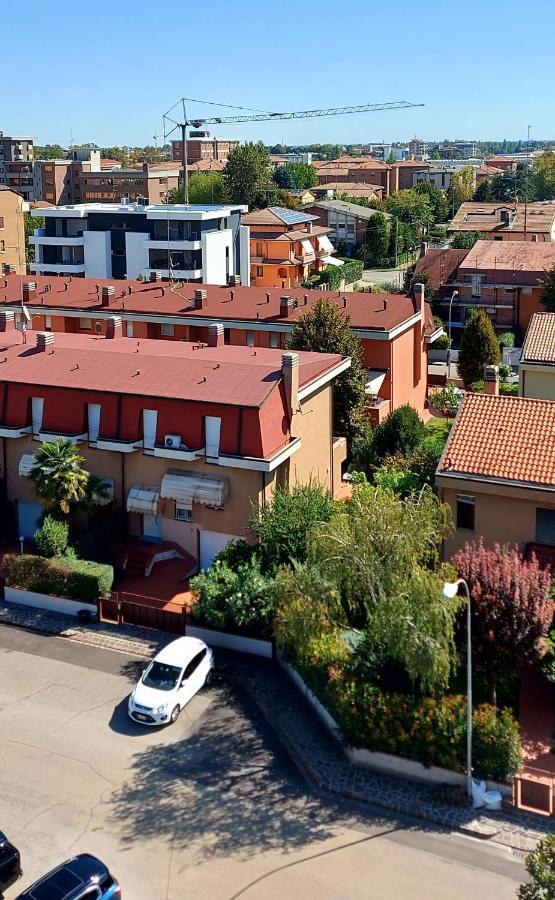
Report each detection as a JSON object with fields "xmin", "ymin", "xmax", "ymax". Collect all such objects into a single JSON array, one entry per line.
[
  {"xmin": 282, "ymin": 352, "xmax": 299, "ymax": 421},
  {"xmin": 207, "ymin": 322, "xmax": 225, "ymax": 348},
  {"xmin": 22, "ymin": 281, "xmax": 37, "ymax": 303},
  {"xmin": 280, "ymin": 296, "xmax": 293, "ymax": 318},
  {"xmin": 0, "ymin": 311, "xmax": 15, "ymax": 332},
  {"xmin": 36, "ymin": 331, "xmax": 54, "ymax": 351},
  {"xmin": 101, "ymin": 285, "xmax": 115, "ymax": 307},
  {"xmin": 106, "ymin": 315, "xmax": 122, "ymax": 339},
  {"xmin": 193, "ymin": 288, "xmax": 207, "ymax": 310},
  {"xmin": 484, "ymin": 365, "xmax": 500, "ymax": 396}
]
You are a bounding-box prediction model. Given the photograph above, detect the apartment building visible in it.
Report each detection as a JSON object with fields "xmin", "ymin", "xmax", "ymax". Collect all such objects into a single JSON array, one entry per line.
[
  {"xmin": 0, "ymin": 326, "xmax": 348, "ymax": 562},
  {"xmin": 484, "ymin": 156, "xmax": 518, "ymax": 172},
  {"xmin": 314, "ymin": 157, "xmax": 430, "ymax": 194},
  {"xmin": 309, "ymin": 183, "xmax": 385, "ymax": 203},
  {"xmin": 417, "ymin": 240, "xmax": 555, "ymax": 334},
  {"xmin": 242, "ymin": 206, "xmax": 339, "ymax": 288},
  {"xmin": 0, "ymin": 133, "xmax": 34, "ymax": 202},
  {"xmin": 33, "ymin": 150, "xmax": 102, "ymax": 205},
  {"xmin": 0, "ymin": 187, "xmax": 26, "ymax": 274},
  {"xmin": 0, "ymin": 277, "xmax": 441, "ymax": 424},
  {"xmin": 448, "ymin": 202, "xmax": 555, "ymax": 242},
  {"xmin": 79, "ymin": 162, "xmax": 181, "ymax": 205},
  {"xmin": 519, "ymin": 313, "xmax": 555, "ymax": 400},
  {"xmin": 304, "ymin": 200, "xmax": 392, "ymax": 254},
  {"xmin": 437, "ymin": 392, "xmax": 555, "ymax": 564},
  {"xmin": 408, "ymin": 138, "xmax": 428, "ymax": 159},
  {"xmin": 171, "ymin": 132, "xmax": 239, "ymax": 164},
  {"xmin": 29, "ymin": 201, "xmax": 250, "ymax": 283}
]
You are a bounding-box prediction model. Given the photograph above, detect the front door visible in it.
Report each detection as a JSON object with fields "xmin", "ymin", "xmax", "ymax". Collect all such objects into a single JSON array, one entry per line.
[{"xmin": 143, "ymin": 513, "xmax": 162, "ymax": 542}]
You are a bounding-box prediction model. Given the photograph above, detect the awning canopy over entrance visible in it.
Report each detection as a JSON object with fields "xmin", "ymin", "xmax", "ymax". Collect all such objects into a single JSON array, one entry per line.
[
  {"xmin": 160, "ymin": 470, "xmax": 228, "ymax": 509},
  {"xmin": 127, "ymin": 484, "xmax": 160, "ymax": 515},
  {"xmin": 19, "ymin": 452, "xmax": 37, "ymax": 477}
]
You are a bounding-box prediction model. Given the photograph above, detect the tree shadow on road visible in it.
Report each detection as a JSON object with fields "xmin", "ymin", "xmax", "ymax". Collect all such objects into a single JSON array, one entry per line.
[{"xmin": 110, "ymin": 680, "xmax": 358, "ymax": 863}]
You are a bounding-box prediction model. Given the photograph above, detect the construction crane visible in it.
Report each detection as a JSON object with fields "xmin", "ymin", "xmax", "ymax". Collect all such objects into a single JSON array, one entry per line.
[{"xmin": 163, "ymin": 97, "xmax": 424, "ymax": 203}]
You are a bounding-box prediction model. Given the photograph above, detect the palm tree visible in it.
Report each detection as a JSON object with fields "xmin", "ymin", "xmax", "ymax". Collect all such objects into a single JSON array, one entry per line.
[
  {"xmin": 79, "ymin": 474, "xmax": 113, "ymax": 514},
  {"xmin": 29, "ymin": 438, "xmax": 89, "ymax": 515}
]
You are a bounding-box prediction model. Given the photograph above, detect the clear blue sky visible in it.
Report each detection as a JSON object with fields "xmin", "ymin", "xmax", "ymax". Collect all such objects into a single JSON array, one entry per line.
[{"xmin": 4, "ymin": 0, "xmax": 555, "ymax": 148}]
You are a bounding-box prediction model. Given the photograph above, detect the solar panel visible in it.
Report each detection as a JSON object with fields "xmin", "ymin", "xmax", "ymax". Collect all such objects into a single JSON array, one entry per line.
[{"xmin": 269, "ymin": 207, "xmax": 316, "ymax": 226}]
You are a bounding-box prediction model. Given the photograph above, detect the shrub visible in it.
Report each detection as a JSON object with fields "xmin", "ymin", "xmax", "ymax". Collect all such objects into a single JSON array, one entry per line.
[
  {"xmin": 518, "ymin": 835, "xmax": 555, "ymax": 899},
  {"xmin": 3, "ymin": 553, "xmax": 113, "ymax": 602},
  {"xmin": 373, "ymin": 404, "xmax": 426, "ymax": 462},
  {"xmin": 190, "ymin": 557, "xmax": 274, "ymax": 633},
  {"xmin": 211, "ymin": 539, "xmax": 255, "ymax": 569},
  {"xmin": 318, "ymin": 258, "xmax": 363, "ymax": 290},
  {"xmin": 433, "ymin": 333, "xmax": 451, "ymax": 350},
  {"xmin": 373, "ymin": 465, "xmax": 419, "ymax": 497},
  {"xmin": 500, "ymin": 381, "xmax": 518, "ymax": 396},
  {"xmin": 428, "ymin": 386, "xmax": 461, "ymax": 418},
  {"xmin": 498, "ymin": 331, "xmax": 515, "ymax": 349},
  {"xmin": 75, "ymin": 511, "xmax": 127, "ymax": 566},
  {"xmin": 498, "ymin": 363, "xmax": 512, "ymax": 380},
  {"xmin": 457, "ymin": 308, "xmax": 500, "ymax": 389},
  {"xmin": 34, "ymin": 516, "xmax": 69, "ymax": 558}
]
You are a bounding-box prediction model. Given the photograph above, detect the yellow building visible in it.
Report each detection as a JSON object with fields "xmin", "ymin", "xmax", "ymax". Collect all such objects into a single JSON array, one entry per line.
[
  {"xmin": 0, "ymin": 187, "xmax": 26, "ymax": 274},
  {"xmin": 519, "ymin": 312, "xmax": 555, "ymax": 400}
]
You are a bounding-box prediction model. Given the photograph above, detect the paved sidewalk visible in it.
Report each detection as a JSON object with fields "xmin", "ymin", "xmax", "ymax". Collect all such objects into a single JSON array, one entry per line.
[{"xmin": 1, "ymin": 599, "xmax": 553, "ymax": 853}]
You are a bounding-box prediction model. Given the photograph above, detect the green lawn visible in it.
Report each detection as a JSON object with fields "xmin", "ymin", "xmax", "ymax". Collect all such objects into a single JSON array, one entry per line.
[{"xmin": 424, "ymin": 416, "xmax": 453, "ymax": 446}]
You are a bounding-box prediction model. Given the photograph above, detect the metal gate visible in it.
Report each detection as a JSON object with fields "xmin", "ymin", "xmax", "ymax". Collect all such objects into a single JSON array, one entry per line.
[
  {"xmin": 99, "ymin": 592, "xmax": 186, "ymax": 635},
  {"xmin": 513, "ymin": 768, "xmax": 554, "ymax": 816}
]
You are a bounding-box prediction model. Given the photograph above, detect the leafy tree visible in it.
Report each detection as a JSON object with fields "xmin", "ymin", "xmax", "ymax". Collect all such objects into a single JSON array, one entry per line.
[
  {"xmin": 452, "ymin": 540, "xmax": 553, "ymax": 705},
  {"xmin": 351, "ymin": 426, "xmax": 376, "ymax": 473},
  {"xmin": 373, "ymin": 404, "xmax": 426, "ymax": 462},
  {"xmin": 250, "ymin": 483, "xmax": 335, "ymax": 575},
  {"xmin": 447, "ymin": 166, "xmax": 475, "ymax": 214},
  {"xmin": 168, "ymin": 172, "xmax": 226, "ymax": 205},
  {"xmin": 457, "ymin": 308, "xmax": 500, "ymax": 388},
  {"xmin": 404, "ymin": 269, "xmax": 434, "ymax": 301},
  {"xmin": 29, "ymin": 439, "xmax": 89, "ymax": 515},
  {"xmin": 25, "ymin": 212, "xmax": 44, "ymax": 266},
  {"xmin": 473, "ymin": 180, "xmax": 493, "ymax": 202},
  {"xmin": 518, "ymin": 835, "xmax": 555, "ymax": 899},
  {"xmin": 274, "ymin": 162, "xmax": 317, "ymax": 190},
  {"xmin": 539, "ymin": 265, "xmax": 555, "ymax": 312},
  {"xmin": 288, "ymin": 299, "xmax": 368, "ymax": 440},
  {"xmin": 224, "ymin": 142, "xmax": 274, "ymax": 209},
  {"xmin": 451, "ymin": 230, "xmax": 483, "ymax": 249},
  {"xmin": 34, "ymin": 144, "xmax": 67, "ymax": 160},
  {"xmin": 298, "ymin": 483, "xmax": 457, "ymax": 692},
  {"xmin": 357, "ymin": 211, "xmax": 390, "ymax": 266},
  {"xmin": 384, "ymin": 189, "xmax": 433, "ymax": 233},
  {"xmin": 34, "ymin": 515, "xmax": 69, "ymax": 558},
  {"xmin": 414, "ymin": 180, "xmax": 449, "ymax": 222},
  {"xmin": 532, "ymin": 151, "xmax": 555, "ymax": 201}
]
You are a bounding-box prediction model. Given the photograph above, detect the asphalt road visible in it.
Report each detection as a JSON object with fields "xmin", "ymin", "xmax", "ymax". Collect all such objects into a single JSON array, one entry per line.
[{"xmin": 0, "ymin": 626, "xmax": 525, "ymax": 900}]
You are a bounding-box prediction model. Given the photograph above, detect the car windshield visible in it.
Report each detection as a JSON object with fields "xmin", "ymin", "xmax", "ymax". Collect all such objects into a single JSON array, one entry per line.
[{"xmin": 142, "ymin": 661, "xmax": 181, "ymax": 691}]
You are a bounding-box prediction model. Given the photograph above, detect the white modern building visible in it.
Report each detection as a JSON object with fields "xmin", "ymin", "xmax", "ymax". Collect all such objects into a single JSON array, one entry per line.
[{"xmin": 29, "ymin": 201, "xmax": 251, "ymax": 285}]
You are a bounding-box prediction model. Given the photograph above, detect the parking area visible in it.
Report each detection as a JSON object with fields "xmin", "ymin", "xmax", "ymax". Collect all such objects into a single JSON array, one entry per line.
[{"xmin": 0, "ymin": 627, "xmax": 523, "ymax": 900}]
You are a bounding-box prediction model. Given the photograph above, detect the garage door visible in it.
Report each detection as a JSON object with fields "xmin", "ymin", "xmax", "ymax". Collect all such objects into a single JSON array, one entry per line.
[
  {"xmin": 18, "ymin": 501, "xmax": 43, "ymax": 539},
  {"xmin": 199, "ymin": 531, "xmax": 241, "ymax": 571}
]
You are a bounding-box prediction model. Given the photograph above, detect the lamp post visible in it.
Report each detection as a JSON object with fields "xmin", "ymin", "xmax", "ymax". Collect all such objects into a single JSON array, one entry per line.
[
  {"xmin": 446, "ymin": 290, "xmax": 458, "ymax": 380},
  {"xmin": 443, "ymin": 577, "xmax": 472, "ymax": 802}
]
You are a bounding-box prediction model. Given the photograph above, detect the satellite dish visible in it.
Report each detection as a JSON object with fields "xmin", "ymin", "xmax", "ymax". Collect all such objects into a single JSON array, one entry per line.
[{"xmin": 21, "ymin": 305, "xmax": 30, "ymax": 322}]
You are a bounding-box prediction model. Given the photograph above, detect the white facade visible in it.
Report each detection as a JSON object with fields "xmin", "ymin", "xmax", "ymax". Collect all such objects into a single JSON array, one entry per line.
[{"xmin": 29, "ymin": 202, "xmax": 250, "ymax": 285}]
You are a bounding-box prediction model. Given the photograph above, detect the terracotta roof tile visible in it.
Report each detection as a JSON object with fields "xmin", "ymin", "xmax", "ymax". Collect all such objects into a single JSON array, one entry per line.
[
  {"xmin": 459, "ymin": 239, "xmax": 555, "ymax": 274},
  {"xmin": 438, "ymin": 393, "xmax": 555, "ymax": 487},
  {"xmin": 415, "ymin": 248, "xmax": 468, "ymax": 291},
  {"xmin": 522, "ymin": 312, "xmax": 555, "ymax": 364}
]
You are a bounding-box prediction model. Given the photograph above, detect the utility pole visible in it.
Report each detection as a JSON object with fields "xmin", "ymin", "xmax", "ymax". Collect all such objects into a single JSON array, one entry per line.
[{"xmin": 524, "ymin": 124, "xmax": 531, "ymax": 239}]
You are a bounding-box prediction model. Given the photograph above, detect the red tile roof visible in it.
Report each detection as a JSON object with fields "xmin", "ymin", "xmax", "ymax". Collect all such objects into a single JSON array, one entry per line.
[
  {"xmin": 415, "ymin": 248, "xmax": 469, "ymax": 291},
  {"xmin": 1, "ymin": 276, "xmax": 429, "ymax": 335},
  {"xmin": 438, "ymin": 393, "xmax": 555, "ymax": 488},
  {"xmin": 459, "ymin": 239, "xmax": 555, "ymax": 275},
  {"xmin": 0, "ymin": 332, "xmax": 343, "ymax": 408},
  {"xmin": 522, "ymin": 312, "xmax": 555, "ymax": 364}
]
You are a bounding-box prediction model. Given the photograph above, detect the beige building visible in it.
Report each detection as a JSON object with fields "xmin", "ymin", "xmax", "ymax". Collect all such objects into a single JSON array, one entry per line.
[
  {"xmin": 0, "ymin": 187, "xmax": 26, "ymax": 274},
  {"xmin": 436, "ymin": 391, "xmax": 555, "ymax": 567},
  {"xmin": 519, "ymin": 312, "xmax": 555, "ymax": 400},
  {"xmin": 448, "ymin": 201, "xmax": 555, "ymax": 242}
]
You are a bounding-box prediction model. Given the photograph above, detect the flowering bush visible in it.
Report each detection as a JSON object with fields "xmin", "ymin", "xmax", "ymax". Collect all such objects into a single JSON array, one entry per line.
[{"xmin": 190, "ymin": 557, "xmax": 274, "ymax": 633}]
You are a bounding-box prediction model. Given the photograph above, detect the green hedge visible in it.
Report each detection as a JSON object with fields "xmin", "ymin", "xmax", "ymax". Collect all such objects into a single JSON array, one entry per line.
[
  {"xmin": 3, "ymin": 553, "xmax": 114, "ymax": 602},
  {"xmin": 320, "ymin": 258, "xmax": 364, "ymax": 290},
  {"xmin": 298, "ymin": 666, "xmax": 521, "ymax": 781}
]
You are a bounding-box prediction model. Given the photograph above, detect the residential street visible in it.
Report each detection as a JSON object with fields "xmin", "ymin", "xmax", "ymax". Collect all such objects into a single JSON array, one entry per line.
[{"xmin": 0, "ymin": 626, "xmax": 524, "ymax": 900}]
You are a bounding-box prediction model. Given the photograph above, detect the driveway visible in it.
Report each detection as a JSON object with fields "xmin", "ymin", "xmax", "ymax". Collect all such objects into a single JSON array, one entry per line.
[{"xmin": 0, "ymin": 627, "xmax": 524, "ymax": 900}]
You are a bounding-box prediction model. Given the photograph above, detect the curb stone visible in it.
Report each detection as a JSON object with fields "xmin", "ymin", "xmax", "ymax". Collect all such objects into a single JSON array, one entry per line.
[{"xmin": 0, "ymin": 600, "xmax": 552, "ymax": 854}]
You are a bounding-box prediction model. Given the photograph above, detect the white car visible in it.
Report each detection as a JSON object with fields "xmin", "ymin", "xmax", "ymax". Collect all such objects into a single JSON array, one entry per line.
[{"xmin": 128, "ymin": 636, "xmax": 214, "ymax": 726}]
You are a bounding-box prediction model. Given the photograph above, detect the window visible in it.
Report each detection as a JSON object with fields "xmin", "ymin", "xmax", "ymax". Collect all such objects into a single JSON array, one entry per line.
[
  {"xmin": 160, "ymin": 323, "xmax": 175, "ymax": 336},
  {"xmin": 183, "ymin": 648, "xmax": 207, "ymax": 679},
  {"xmin": 44, "ymin": 315, "xmax": 52, "ymax": 331},
  {"xmin": 224, "ymin": 328, "xmax": 231, "ymax": 344},
  {"xmin": 256, "ymin": 266, "xmax": 264, "ymax": 277},
  {"xmin": 456, "ymin": 495, "xmax": 475, "ymax": 531},
  {"xmin": 175, "ymin": 504, "xmax": 192, "ymax": 522},
  {"xmin": 0, "ymin": 240, "xmax": 4, "ymax": 252},
  {"xmin": 536, "ymin": 508, "xmax": 555, "ymax": 545},
  {"xmin": 79, "ymin": 317, "xmax": 92, "ymax": 329},
  {"xmin": 0, "ymin": 216, "xmax": 4, "ymax": 229},
  {"xmin": 269, "ymin": 332, "xmax": 278, "ymax": 348},
  {"xmin": 126, "ymin": 320, "xmax": 134, "ymax": 337},
  {"xmin": 246, "ymin": 330, "xmax": 255, "ymax": 347},
  {"xmin": 205, "ymin": 415, "xmax": 222, "ymax": 458},
  {"xmin": 256, "ymin": 242, "xmax": 263, "ymax": 256}
]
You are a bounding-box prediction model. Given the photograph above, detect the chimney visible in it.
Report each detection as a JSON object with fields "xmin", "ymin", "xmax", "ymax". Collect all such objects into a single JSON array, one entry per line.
[
  {"xmin": 304, "ymin": 294, "xmax": 309, "ymax": 305},
  {"xmin": 280, "ymin": 296, "xmax": 293, "ymax": 318},
  {"xmin": 282, "ymin": 352, "xmax": 299, "ymax": 421},
  {"xmin": 415, "ymin": 282, "xmax": 425, "ymax": 321},
  {"xmin": 0, "ymin": 310, "xmax": 15, "ymax": 332},
  {"xmin": 266, "ymin": 292, "xmax": 271, "ymax": 304},
  {"xmin": 484, "ymin": 365, "xmax": 500, "ymax": 396},
  {"xmin": 149, "ymin": 271, "xmax": 162, "ymax": 282},
  {"xmin": 207, "ymin": 322, "xmax": 225, "ymax": 347},
  {"xmin": 229, "ymin": 290, "xmax": 235, "ymax": 301},
  {"xmin": 106, "ymin": 315, "xmax": 122, "ymax": 339},
  {"xmin": 306, "ymin": 221, "xmax": 313, "ymax": 234},
  {"xmin": 3, "ymin": 264, "xmax": 16, "ymax": 275},
  {"xmin": 420, "ymin": 241, "xmax": 428, "ymax": 257},
  {"xmin": 530, "ymin": 233, "xmax": 539, "ymax": 242},
  {"xmin": 22, "ymin": 281, "xmax": 37, "ymax": 302},
  {"xmin": 36, "ymin": 331, "xmax": 54, "ymax": 351},
  {"xmin": 193, "ymin": 288, "xmax": 207, "ymax": 310},
  {"xmin": 101, "ymin": 285, "xmax": 115, "ymax": 307},
  {"xmin": 383, "ymin": 298, "xmax": 388, "ymax": 310}
]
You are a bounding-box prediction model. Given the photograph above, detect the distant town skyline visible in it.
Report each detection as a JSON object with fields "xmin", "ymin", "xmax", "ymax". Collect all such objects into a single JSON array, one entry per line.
[{"xmin": 2, "ymin": 0, "xmax": 554, "ymax": 147}]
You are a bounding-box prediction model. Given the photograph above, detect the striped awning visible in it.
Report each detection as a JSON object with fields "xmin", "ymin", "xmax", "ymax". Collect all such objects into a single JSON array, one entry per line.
[
  {"xmin": 127, "ymin": 484, "xmax": 160, "ymax": 515},
  {"xmin": 160, "ymin": 470, "xmax": 228, "ymax": 509},
  {"xmin": 19, "ymin": 452, "xmax": 38, "ymax": 477},
  {"xmin": 93, "ymin": 478, "xmax": 115, "ymax": 506},
  {"xmin": 322, "ymin": 255, "xmax": 344, "ymax": 267},
  {"xmin": 317, "ymin": 234, "xmax": 334, "ymax": 253}
]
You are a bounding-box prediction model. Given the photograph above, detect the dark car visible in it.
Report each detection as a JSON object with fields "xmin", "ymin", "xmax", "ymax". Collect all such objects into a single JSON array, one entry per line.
[
  {"xmin": 15, "ymin": 853, "xmax": 120, "ymax": 899},
  {"xmin": 0, "ymin": 831, "xmax": 21, "ymax": 891}
]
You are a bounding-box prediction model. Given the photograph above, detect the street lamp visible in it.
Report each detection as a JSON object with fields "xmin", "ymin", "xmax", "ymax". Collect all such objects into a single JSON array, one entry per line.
[
  {"xmin": 446, "ymin": 290, "xmax": 458, "ymax": 380},
  {"xmin": 443, "ymin": 577, "xmax": 472, "ymax": 802}
]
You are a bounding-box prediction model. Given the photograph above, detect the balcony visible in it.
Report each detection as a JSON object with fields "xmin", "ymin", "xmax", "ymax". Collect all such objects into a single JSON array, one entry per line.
[
  {"xmin": 30, "ymin": 234, "xmax": 85, "ymax": 246},
  {"xmin": 141, "ymin": 267, "xmax": 203, "ymax": 280},
  {"xmin": 94, "ymin": 437, "xmax": 143, "ymax": 453},
  {"xmin": 151, "ymin": 442, "xmax": 205, "ymax": 462},
  {"xmin": 36, "ymin": 430, "xmax": 87, "ymax": 444},
  {"xmin": 30, "ymin": 262, "xmax": 86, "ymax": 274},
  {"xmin": 147, "ymin": 239, "xmax": 202, "ymax": 251},
  {"xmin": 0, "ymin": 424, "xmax": 32, "ymax": 439}
]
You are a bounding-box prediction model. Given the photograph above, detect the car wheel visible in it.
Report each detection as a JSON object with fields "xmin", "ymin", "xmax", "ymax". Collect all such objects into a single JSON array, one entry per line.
[
  {"xmin": 205, "ymin": 669, "xmax": 214, "ymax": 687},
  {"xmin": 170, "ymin": 705, "xmax": 180, "ymax": 724}
]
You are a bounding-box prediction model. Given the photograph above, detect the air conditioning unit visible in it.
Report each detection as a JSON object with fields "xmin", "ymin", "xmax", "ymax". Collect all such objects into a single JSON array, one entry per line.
[{"xmin": 165, "ymin": 434, "xmax": 182, "ymax": 449}]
